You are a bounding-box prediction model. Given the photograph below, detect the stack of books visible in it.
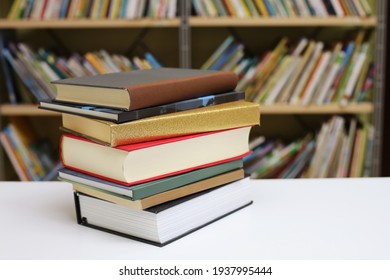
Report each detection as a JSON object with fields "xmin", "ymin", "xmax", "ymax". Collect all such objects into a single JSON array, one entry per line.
[{"xmin": 41, "ymin": 68, "xmax": 260, "ymax": 246}]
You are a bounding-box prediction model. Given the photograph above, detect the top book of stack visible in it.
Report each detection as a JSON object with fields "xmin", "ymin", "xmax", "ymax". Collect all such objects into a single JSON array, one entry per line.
[{"xmin": 51, "ymin": 68, "xmax": 239, "ymax": 111}]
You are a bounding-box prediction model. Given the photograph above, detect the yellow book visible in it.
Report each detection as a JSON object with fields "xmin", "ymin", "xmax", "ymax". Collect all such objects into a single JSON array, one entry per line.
[
  {"xmin": 7, "ymin": 0, "xmax": 22, "ymax": 19},
  {"xmin": 240, "ymin": 0, "xmax": 252, "ymax": 17},
  {"xmin": 91, "ymin": 0, "xmax": 101, "ymax": 19},
  {"xmin": 254, "ymin": 0, "xmax": 269, "ymax": 17},
  {"xmin": 100, "ymin": 0, "xmax": 110, "ymax": 18},
  {"xmin": 61, "ymin": 100, "xmax": 260, "ymax": 147},
  {"xmin": 85, "ymin": 53, "xmax": 108, "ymax": 74},
  {"xmin": 109, "ymin": 0, "xmax": 121, "ymax": 19},
  {"xmin": 141, "ymin": 59, "xmax": 152, "ymax": 69}
]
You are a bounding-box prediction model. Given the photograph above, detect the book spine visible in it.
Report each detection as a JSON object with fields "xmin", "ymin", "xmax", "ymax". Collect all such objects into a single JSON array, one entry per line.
[{"xmin": 0, "ymin": 131, "xmax": 30, "ymax": 181}]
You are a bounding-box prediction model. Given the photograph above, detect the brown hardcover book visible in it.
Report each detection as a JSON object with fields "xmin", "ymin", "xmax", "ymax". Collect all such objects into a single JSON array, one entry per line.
[
  {"xmin": 61, "ymin": 100, "xmax": 260, "ymax": 147},
  {"xmin": 52, "ymin": 68, "xmax": 238, "ymax": 111}
]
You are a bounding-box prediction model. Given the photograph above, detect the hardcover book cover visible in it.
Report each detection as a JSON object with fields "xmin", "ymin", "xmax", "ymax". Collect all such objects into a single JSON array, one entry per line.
[
  {"xmin": 70, "ymin": 168, "xmax": 245, "ymax": 210},
  {"xmin": 52, "ymin": 68, "xmax": 239, "ymax": 110},
  {"xmin": 39, "ymin": 91, "xmax": 245, "ymax": 123},
  {"xmin": 58, "ymin": 159, "xmax": 244, "ymax": 197},
  {"xmin": 74, "ymin": 177, "xmax": 252, "ymax": 246},
  {"xmin": 60, "ymin": 127, "xmax": 252, "ymax": 185},
  {"xmin": 61, "ymin": 100, "xmax": 260, "ymax": 147}
]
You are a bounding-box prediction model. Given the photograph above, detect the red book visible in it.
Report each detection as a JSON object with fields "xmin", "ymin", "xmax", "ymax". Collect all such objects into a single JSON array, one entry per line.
[
  {"xmin": 60, "ymin": 127, "xmax": 252, "ymax": 185},
  {"xmin": 40, "ymin": 0, "xmax": 48, "ymax": 19}
]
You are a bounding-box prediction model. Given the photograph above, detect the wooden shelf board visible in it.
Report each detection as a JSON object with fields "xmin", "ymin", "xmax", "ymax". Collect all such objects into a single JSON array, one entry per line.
[
  {"xmin": 190, "ymin": 16, "xmax": 377, "ymax": 27},
  {"xmin": 260, "ymin": 103, "xmax": 373, "ymax": 114},
  {"xmin": 0, "ymin": 104, "xmax": 60, "ymax": 116},
  {"xmin": 0, "ymin": 103, "xmax": 373, "ymax": 116},
  {"xmin": 0, "ymin": 17, "xmax": 377, "ymax": 29},
  {"xmin": 0, "ymin": 18, "xmax": 181, "ymax": 29}
]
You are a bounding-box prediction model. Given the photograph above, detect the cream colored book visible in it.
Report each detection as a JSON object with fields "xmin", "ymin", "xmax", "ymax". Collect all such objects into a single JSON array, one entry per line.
[
  {"xmin": 60, "ymin": 126, "xmax": 252, "ymax": 185},
  {"xmin": 61, "ymin": 100, "xmax": 260, "ymax": 147}
]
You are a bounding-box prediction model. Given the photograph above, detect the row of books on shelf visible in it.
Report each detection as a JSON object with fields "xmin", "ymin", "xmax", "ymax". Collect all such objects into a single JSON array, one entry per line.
[
  {"xmin": 192, "ymin": 0, "xmax": 373, "ymax": 18},
  {"xmin": 7, "ymin": 0, "xmax": 178, "ymax": 20},
  {"xmin": 1, "ymin": 35, "xmax": 374, "ymax": 106},
  {"xmin": 245, "ymin": 116, "xmax": 373, "ymax": 178},
  {"xmin": 0, "ymin": 39, "xmax": 162, "ymax": 104},
  {"xmin": 202, "ymin": 32, "xmax": 374, "ymax": 105},
  {"xmin": 0, "ymin": 117, "xmax": 59, "ymax": 181}
]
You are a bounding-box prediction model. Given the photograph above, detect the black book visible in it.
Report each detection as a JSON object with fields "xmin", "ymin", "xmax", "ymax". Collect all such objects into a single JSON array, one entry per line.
[
  {"xmin": 39, "ymin": 91, "xmax": 244, "ymax": 123},
  {"xmin": 74, "ymin": 177, "xmax": 252, "ymax": 247}
]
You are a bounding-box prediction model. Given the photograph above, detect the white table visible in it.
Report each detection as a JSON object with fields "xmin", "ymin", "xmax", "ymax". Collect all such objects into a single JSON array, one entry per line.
[{"xmin": 1, "ymin": 178, "xmax": 390, "ymax": 260}]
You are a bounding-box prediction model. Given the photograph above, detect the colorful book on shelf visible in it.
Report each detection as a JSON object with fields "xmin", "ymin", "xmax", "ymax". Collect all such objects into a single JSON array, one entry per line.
[
  {"xmin": 60, "ymin": 126, "xmax": 252, "ymax": 185},
  {"xmin": 58, "ymin": 159, "xmax": 244, "ymax": 200},
  {"xmin": 52, "ymin": 68, "xmax": 238, "ymax": 111},
  {"xmin": 334, "ymin": 31, "xmax": 366, "ymax": 103},
  {"xmin": 336, "ymin": 118, "xmax": 356, "ymax": 177},
  {"xmin": 279, "ymin": 138, "xmax": 316, "ymax": 178},
  {"xmin": 0, "ymin": 117, "xmax": 58, "ymax": 181},
  {"xmin": 74, "ymin": 177, "xmax": 252, "ymax": 246},
  {"xmin": 300, "ymin": 50, "xmax": 333, "ymax": 105},
  {"xmin": 0, "ymin": 131, "xmax": 30, "ymax": 181},
  {"xmin": 251, "ymin": 139, "xmax": 302, "ymax": 179},
  {"xmin": 356, "ymin": 63, "xmax": 375, "ymax": 102},
  {"xmin": 340, "ymin": 43, "xmax": 370, "ymax": 105},
  {"xmin": 201, "ymin": 36, "xmax": 235, "ymax": 70},
  {"xmin": 69, "ymin": 167, "xmax": 244, "ymax": 210},
  {"xmin": 60, "ymin": 100, "xmax": 260, "ymax": 147},
  {"xmin": 39, "ymin": 90, "xmax": 245, "ymax": 123},
  {"xmin": 2, "ymin": 48, "xmax": 51, "ymax": 102}
]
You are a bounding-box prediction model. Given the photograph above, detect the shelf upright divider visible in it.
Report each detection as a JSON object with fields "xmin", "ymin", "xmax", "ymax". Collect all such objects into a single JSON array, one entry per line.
[
  {"xmin": 372, "ymin": 0, "xmax": 387, "ymax": 176},
  {"xmin": 179, "ymin": 0, "xmax": 191, "ymax": 68}
]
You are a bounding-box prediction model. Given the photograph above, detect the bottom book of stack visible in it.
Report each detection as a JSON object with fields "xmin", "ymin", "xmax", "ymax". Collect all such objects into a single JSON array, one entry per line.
[{"xmin": 73, "ymin": 177, "xmax": 252, "ymax": 247}]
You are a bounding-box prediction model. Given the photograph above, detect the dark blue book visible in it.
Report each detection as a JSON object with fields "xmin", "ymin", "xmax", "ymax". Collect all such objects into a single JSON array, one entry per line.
[
  {"xmin": 0, "ymin": 33, "xmax": 18, "ymax": 104},
  {"xmin": 39, "ymin": 90, "xmax": 244, "ymax": 123}
]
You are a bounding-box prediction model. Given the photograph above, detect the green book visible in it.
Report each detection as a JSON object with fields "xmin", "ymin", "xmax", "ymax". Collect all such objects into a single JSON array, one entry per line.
[{"xmin": 58, "ymin": 160, "xmax": 243, "ymax": 200}]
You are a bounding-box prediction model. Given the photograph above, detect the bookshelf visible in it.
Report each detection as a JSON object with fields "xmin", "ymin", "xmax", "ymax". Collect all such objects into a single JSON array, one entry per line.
[
  {"xmin": 0, "ymin": 0, "xmax": 386, "ymax": 180},
  {"xmin": 185, "ymin": 0, "xmax": 385, "ymax": 178}
]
